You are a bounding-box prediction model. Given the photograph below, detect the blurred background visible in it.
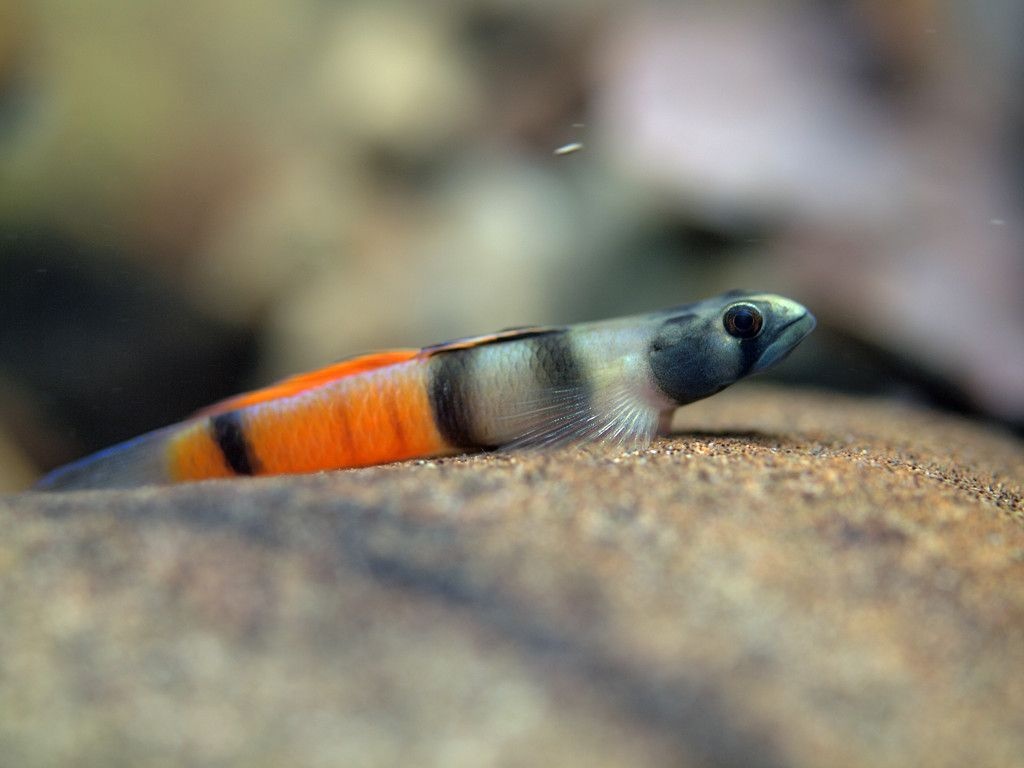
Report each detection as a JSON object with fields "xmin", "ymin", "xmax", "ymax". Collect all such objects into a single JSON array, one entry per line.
[{"xmin": 1, "ymin": 0, "xmax": 1023, "ymax": 490}]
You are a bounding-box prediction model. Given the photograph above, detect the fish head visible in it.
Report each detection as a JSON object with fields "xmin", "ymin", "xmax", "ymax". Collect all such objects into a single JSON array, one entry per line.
[{"xmin": 647, "ymin": 291, "xmax": 816, "ymax": 405}]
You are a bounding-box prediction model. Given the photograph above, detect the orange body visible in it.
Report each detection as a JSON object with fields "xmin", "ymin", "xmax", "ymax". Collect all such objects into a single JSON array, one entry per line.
[{"xmin": 166, "ymin": 354, "xmax": 449, "ymax": 481}]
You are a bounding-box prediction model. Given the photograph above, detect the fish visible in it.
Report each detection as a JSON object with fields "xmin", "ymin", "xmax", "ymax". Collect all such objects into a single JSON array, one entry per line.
[{"xmin": 34, "ymin": 291, "xmax": 815, "ymax": 491}]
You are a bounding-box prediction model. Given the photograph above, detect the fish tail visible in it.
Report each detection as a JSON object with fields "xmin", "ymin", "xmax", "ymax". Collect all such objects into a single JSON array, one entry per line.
[{"xmin": 34, "ymin": 426, "xmax": 179, "ymax": 491}]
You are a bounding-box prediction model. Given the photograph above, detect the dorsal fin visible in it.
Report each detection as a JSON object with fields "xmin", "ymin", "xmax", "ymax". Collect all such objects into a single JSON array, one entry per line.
[
  {"xmin": 422, "ymin": 326, "xmax": 560, "ymax": 356},
  {"xmin": 194, "ymin": 349, "xmax": 420, "ymax": 417}
]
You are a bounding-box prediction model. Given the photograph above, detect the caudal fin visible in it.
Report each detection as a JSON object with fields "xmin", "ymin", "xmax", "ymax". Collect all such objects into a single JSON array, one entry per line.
[{"xmin": 34, "ymin": 427, "xmax": 176, "ymax": 491}]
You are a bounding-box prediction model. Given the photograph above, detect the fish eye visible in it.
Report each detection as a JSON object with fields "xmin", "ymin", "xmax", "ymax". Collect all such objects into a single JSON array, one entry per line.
[{"xmin": 723, "ymin": 303, "xmax": 763, "ymax": 339}]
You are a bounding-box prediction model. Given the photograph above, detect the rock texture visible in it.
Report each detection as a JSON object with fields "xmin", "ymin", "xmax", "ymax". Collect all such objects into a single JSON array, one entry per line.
[{"xmin": 2, "ymin": 386, "xmax": 1023, "ymax": 768}]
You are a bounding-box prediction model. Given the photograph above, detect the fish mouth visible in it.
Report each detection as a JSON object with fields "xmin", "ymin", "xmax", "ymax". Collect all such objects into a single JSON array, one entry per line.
[{"xmin": 752, "ymin": 311, "xmax": 816, "ymax": 373}]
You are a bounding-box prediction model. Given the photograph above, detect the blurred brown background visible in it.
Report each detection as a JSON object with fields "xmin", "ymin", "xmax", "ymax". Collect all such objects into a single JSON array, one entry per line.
[{"xmin": 1, "ymin": 0, "xmax": 1023, "ymax": 490}]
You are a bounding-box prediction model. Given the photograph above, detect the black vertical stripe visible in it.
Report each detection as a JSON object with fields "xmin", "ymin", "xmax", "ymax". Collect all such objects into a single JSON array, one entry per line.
[
  {"xmin": 428, "ymin": 350, "xmax": 484, "ymax": 449},
  {"xmin": 428, "ymin": 329, "xmax": 589, "ymax": 449},
  {"xmin": 527, "ymin": 330, "xmax": 587, "ymax": 391},
  {"xmin": 211, "ymin": 412, "xmax": 257, "ymax": 475},
  {"xmin": 736, "ymin": 338, "xmax": 763, "ymax": 378}
]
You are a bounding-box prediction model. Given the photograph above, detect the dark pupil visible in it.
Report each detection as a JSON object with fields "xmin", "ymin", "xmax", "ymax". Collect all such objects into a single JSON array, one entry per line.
[{"xmin": 732, "ymin": 310, "xmax": 754, "ymax": 331}]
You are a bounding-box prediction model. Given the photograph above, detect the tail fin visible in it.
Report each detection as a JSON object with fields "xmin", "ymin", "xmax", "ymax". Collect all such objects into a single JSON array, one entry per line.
[{"xmin": 34, "ymin": 426, "xmax": 177, "ymax": 491}]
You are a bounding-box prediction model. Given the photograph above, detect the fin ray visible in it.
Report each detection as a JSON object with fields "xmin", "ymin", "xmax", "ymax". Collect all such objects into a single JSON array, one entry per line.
[
  {"xmin": 423, "ymin": 326, "xmax": 562, "ymax": 355},
  {"xmin": 502, "ymin": 384, "xmax": 659, "ymax": 452}
]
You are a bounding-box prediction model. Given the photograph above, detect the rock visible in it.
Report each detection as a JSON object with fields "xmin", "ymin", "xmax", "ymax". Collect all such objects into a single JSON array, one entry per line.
[{"xmin": 1, "ymin": 385, "xmax": 1022, "ymax": 767}]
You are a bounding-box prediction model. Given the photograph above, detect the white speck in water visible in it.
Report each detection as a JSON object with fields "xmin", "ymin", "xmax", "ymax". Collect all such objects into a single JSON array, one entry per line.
[
  {"xmin": 553, "ymin": 142, "xmax": 583, "ymax": 156},
  {"xmin": 989, "ymin": 218, "xmax": 1006, "ymax": 225}
]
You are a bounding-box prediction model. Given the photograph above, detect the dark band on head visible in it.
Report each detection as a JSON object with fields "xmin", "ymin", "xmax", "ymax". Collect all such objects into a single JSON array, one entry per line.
[
  {"xmin": 211, "ymin": 412, "xmax": 258, "ymax": 475},
  {"xmin": 428, "ymin": 350, "xmax": 486, "ymax": 449},
  {"xmin": 736, "ymin": 337, "xmax": 763, "ymax": 379}
]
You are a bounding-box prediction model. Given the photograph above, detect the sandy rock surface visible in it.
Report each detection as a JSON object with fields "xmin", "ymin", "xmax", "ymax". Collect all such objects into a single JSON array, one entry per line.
[{"xmin": 2, "ymin": 385, "xmax": 1022, "ymax": 768}]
